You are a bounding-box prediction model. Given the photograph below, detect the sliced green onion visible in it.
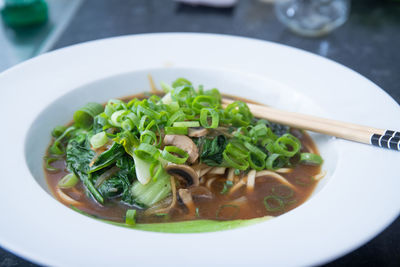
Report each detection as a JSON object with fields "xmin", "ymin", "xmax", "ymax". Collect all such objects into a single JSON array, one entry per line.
[
  {"xmin": 165, "ymin": 126, "xmax": 188, "ymax": 135},
  {"xmin": 167, "ymin": 110, "xmax": 186, "ymax": 126},
  {"xmin": 181, "ymin": 108, "xmax": 197, "ymax": 119},
  {"xmin": 222, "ymin": 143, "xmax": 249, "ymax": 170},
  {"xmin": 216, "ymin": 204, "xmax": 240, "ymax": 220},
  {"xmin": 137, "ymin": 105, "xmax": 161, "ymax": 120},
  {"xmin": 172, "ymin": 78, "xmax": 192, "ymax": 88},
  {"xmin": 44, "ymin": 157, "xmax": 60, "ymax": 172},
  {"xmin": 50, "ymin": 126, "xmax": 76, "ymax": 155},
  {"xmin": 173, "ymin": 121, "xmax": 200, "ymax": 128},
  {"xmin": 200, "ymin": 108, "xmax": 219, "ymax": 128},
  {"xmin": 110, "ymin": 110, "xmax": 129, "ymax": 127},
  {"xmin": 161, "ymin": 146, "xmax": 189, "ymax": 164},
  {"xmin": 248, "ymin": 153, "xmax": 266, "ymax": 171},
  {"xmin": 244, "ymin": 142, "xmax": 267, "ymax": 160},
  {"xmin": 171, "ymin": 84, "xmax": 196, "ymax": 105},
  {"xmin": 263, "ymin": 195, "xmax": 284, "ymax": 212},
  {"xmin": 168, "ymin": 101, "xmax": 180, "ymax": 112},
  {"xmin": 51, "ymin": 125, "xmax": 67, "ymax": 138},
  {"xmin": 58, "ymin": 173, "xmax": 79, "ymax": 188},
  {"xmin": 265, "ymin": 153, "xmax": 288, "ymax": 170},
  {"xmin": 271, "ymin": 134, "xmax": 301, "ymax": 157},
  {"xmin": 233, "ymin": 127, "xmax": 252, "ymax": 142},
  {"xmin": 113, "ymin": 130, "xmax": 139, "ymax": 156},
  {"xmin": 73, "ymin": 102, "xmax": 104, "ymax": 129},
  {"xmin": 300, "ymin": 153, "xmax": 323, "ymax": 165},
  {"xmin": 121, "ymin": 113, "xmax": 139, "ymax": 131},
  {"xmin": 139, "ymin": 115, "xmax": 151, "ymax": 132},
  {"xmin": 149, "ymin": 161, "xmax": 164, "ymax": 181},
  {"xmin": 271, "ymin": 185, "xmax": 294, "ymax": 199},
  {"xmin": 90, "ymin": 132, "xmax": 108, "ymax": 149},
  {"xmin": 134, "ymin": 143, "xmax": 160, "ymax": 161},
  {"xmin": 222, "ymin": 151, "xmax": 249, "ymax": 170},
  {"xmin": 49, "ymin": 140, "xmax": 65, "ymax": 155},
  {"xmin": 125, "ymin": 209, "xmax": 136, "ymax": 226},
  {"xmin": 140, "ymin": 130, "xmax": 158, "ymax": 146},
  {"xmin": 192, "ymin": 95, "xmax": 218, "ymax": 112},
  {"xmin": 160, "ymin": 81, "xmax": 173, "ymax": 92},
  {"xmin": 224, "ymin": 101, "xmax": 253, "ymax": 126},
  {"xmin": 244, "ymin": 141, "xmax": 267, "ymax": 170}
]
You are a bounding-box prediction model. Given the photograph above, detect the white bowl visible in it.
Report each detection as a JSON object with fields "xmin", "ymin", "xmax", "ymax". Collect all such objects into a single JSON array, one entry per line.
[{"xmin": 0, "ymin": 33, "xmax": 399, "ymax": 267}]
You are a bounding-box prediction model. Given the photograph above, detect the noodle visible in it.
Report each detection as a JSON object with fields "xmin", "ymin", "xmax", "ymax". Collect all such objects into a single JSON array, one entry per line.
[
  {"xmin": 55, "ymin": 187, "xmax": 81, "ymax": 206},
  {"xmin": 255, "ymin": 170, "xmax": 297, "ymax": 190}
]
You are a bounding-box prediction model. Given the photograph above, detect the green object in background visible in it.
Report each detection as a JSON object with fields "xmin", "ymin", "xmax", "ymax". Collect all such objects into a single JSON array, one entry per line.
[{"xmin": 1, "ymin": 0, "xmax": 48, "ymax": 28}]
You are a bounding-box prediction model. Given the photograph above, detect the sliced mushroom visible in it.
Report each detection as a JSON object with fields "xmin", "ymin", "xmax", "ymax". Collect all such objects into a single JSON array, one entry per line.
[
  {"xmin": 165, "ymin": 164, "xmax": 199, "ymax": 187},
  {"xmin": 178, "ymin": 188, "xmax": 196, "ymax": 214},
  {"xmin": 188, "ymin": 127, "xmax": 208, "ymax": 137},
  {"xmin": 164, "ymin": 135, "xmax": 199, "ymax": 163},
  {"xmin": 188, "ymin": 186, "xmax": 213, "ymax": 200}
]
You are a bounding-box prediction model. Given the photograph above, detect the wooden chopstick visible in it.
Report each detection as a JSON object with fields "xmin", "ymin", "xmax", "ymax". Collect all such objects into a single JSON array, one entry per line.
[{"xmin": 221, "ymin": 98, "xmax": 400, "ymax": 151}]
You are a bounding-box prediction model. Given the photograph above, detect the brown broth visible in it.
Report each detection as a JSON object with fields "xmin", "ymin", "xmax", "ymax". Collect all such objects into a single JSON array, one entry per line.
[{"xmin": 44, "ymin": 94, "xmax": 322, "ymax": 224}]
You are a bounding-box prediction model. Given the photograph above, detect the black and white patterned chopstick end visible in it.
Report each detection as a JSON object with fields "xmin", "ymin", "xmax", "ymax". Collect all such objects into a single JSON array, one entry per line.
[{"xmin": 370, "ymin": 130, "xmax": 400, "ymax": 150}]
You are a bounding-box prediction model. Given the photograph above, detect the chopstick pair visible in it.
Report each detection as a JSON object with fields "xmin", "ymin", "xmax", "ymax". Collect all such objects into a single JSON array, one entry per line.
[{"xmin": 221, "ymin": 98, "xmax": 400, "ymax": 151}]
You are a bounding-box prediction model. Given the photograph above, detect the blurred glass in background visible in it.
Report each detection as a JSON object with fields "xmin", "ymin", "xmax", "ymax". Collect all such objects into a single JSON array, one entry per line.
[
  {"xmin": 274, "ymin": 0, "xmax": 350, "ymax": 37},
  {"xmin": 0, "ymin": 0, "xmax": 81, "ymax": 72}
]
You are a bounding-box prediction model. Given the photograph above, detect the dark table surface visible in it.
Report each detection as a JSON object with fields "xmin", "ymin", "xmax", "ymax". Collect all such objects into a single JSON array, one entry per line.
[{"xmin": 1, "ymin": 0, "xmax": 399, "ymax": 266}]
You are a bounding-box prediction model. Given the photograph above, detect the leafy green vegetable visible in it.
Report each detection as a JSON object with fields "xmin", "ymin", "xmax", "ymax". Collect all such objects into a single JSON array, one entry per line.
[
  {"xmin": 197, "ymin": 135, "xmax": 227, "ymax": 166},
  {"xmin": 66, "ymin": 136, "xmax": 104, "ymax": 203},
  {"xmin": 89, "ymin": 142, "xmax": 125, "ymax": 173},
  {"xmin": 130, "ymin": 170, "xmax": 171, "ymax": 207}
]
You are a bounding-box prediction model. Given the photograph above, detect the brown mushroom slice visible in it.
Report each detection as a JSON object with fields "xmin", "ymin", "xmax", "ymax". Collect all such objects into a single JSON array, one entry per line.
[
  {"xmin": 163, "ymin": 135, "xmax": 199, "ymax": 163},
  {"xmin": 188, "ymin": 127, "xmax": 209, "ymax": 137},
  {"xmin": 178, "ymin": 188, "xmax": 196, "ymax": 214},
  {"xmin": 165, "ymin": 164, "xmax": 199, "ymax": 187},
  {"xmin": 188, "ymin": 186, "xmax": 213, "ymax": 200}
]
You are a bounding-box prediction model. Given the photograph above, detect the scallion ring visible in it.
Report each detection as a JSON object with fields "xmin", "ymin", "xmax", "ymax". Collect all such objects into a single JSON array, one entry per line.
[
  {"xmin": 272, "ymin": 134, "xmax": 301, "ymax": 157},
  {"xmin": 44, "ymin": 157, "xmax": 60, "ymax": 172},
  {"xmin": 134, "ymin": 143, "xmax": 160, "ymax": 161},
  {"xmin": 161, "ymin": 146, "xmax": 189, "ymax": 164},
  {"xmin": 58, "ymin": 173, "xmax": 79, "ymax": 189},
  {"xmin": 173, "ymin": 121, "xmax": 200, "ymax": 128},
  {"xmin": 263, "ymin": 195, "xmax": 284, "ymax": 212},
  {"xmin": 125, "ymin": 209, "xmax": 136, "ymax": 225},
  {"xmin": 200, "ymin": 108, "xmax": 219, "ymax": 128},
  {"xmin": 74, "ymin": 102, "xmax": 104, "ymax": 129},
  {"xmin": 265, "ymin": 153, "xmax": 289, "ymax": 170},
  {"xmin": 90, "ymin": 132, "xmax": 108, "ymax": 149},
  {"xmin": 165, "ymin": 126, "xmax": 188, "ymax": 135},
  {"xmin": 300, "ymin": 153, "xmax": 323, "ymax": 165}
]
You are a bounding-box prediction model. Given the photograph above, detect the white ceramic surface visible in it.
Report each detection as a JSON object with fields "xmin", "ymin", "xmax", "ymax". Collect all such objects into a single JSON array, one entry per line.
[{"xmin": 0, "ymin": 33, "xmax": 399, "ymax": 267}]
